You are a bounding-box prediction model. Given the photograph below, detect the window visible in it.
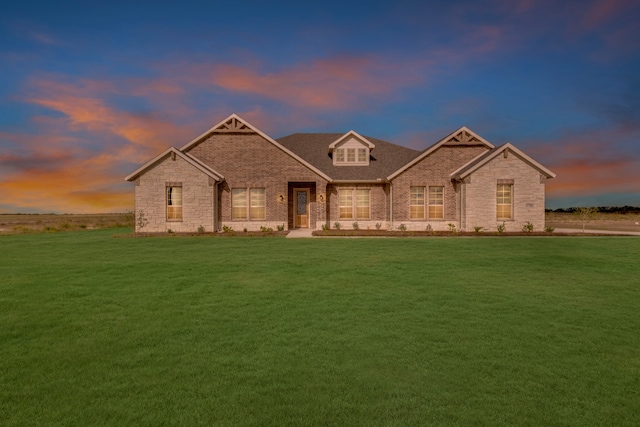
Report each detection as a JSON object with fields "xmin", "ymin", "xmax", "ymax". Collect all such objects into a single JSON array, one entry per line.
[
  {"xmin": 232, "ymin": 188, "xmax": 266, "ymax": 220},
  {"xmin": 347, "ymin": 148, "xmax": 356, "ymax": 162},
  {"xmin": 410, "ymin": 187, "xmax": 425, "ymax": 219},
  {"xmin": 497, "ymin": 184, "xmax": 512, "ymax": 219},
  {"xmin": 166, "ymin": 186, "xmax": 183, "ymax": 221},
  {"xmin": 250, "ymin": 188, "xmax": 266, "ymax": 220},
  {"xmin": 333, "ymin": 146, "xmax": 369, "ymax": 165},
  {"xmin": 428, "ymin": 186, "xmax": 444, "ymax": 219},
  {"xmin": 232, "ymin": 189, "xmax": 247, "ymax": 220},
  {"xmin": 339, "ymin": 189, "xmax": 370, "ymax": 219},
  {"xmin": 339, "ymin": 189, "xmax": 353, "ymax": 219},
  {"xmin": 356, "ymin": 189, "xmax": 370, "ymax": 219},
  {"xmin": 357, "ymin": 148, "xmax": 367, "ymax": 162}
]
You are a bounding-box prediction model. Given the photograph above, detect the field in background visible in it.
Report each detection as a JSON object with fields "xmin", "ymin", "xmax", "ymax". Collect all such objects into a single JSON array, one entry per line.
[
  {"xmin": 545, "ymin": 211, "xmax": 640, "ymax": 232},
  {"xmin": 1, "ymin": 230, "xmax": 639, "ymax": 425},
  {"xmin": 1, "ymin": 211, "xmax": 640, "ymax": 234},
  {"xmin": 0, "ymin": 213, "xmax": 132, "ymax": 234}
]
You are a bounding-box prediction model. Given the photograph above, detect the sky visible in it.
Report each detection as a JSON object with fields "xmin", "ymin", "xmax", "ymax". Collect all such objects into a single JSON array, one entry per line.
[{"xmin": 1, "ymin": 0, "xmax": 639, "ymax": 213}]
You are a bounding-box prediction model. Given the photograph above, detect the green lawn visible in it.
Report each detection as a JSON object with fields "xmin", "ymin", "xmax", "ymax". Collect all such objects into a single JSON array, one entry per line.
[{"xmin": 1, "ymin": 230, "xmax": 639, "ymax": 426}]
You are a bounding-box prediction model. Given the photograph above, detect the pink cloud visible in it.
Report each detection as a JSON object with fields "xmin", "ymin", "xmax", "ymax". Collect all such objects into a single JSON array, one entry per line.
[
  {"xmin": 580, "ymin": 0, "xmax": 635, "ymax": 32},
  {"xmin": 207, "ymin": 56, "xmax": 426, "ymax": 110},
  {"xmin": 546, "ymin": 157, "xmax": 640, "ymax": 197}
]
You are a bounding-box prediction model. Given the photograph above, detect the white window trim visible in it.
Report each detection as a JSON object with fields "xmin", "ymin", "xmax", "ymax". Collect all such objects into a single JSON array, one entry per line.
[{"xmin": 333, "ymin": 143, "xmax": 370, "ymax": 166}]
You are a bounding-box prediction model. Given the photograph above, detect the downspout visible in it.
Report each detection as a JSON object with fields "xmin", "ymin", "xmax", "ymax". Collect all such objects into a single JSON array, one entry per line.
[
  {"xmin": 459, "ymin": 180, "xmax": 464, "ymax": 231},
  {"xmin": 213, "ymin": 182, "xmax": 219, "ymax": 232},
  {"xmin": 389, "ymin": 182, "xmax": 393, "ymax": 230}
]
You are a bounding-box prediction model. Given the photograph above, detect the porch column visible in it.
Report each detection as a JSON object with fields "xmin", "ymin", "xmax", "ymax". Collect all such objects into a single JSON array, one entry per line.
[{"xmin": 315, "ymin": 181, "xmax": 327, "ymax": 229}]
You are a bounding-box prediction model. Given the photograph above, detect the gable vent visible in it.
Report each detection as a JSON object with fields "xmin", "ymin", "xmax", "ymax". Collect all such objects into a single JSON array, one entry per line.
[{"xmin": 213, "ymin": 117, "xmax": 255, "ymax": 133}]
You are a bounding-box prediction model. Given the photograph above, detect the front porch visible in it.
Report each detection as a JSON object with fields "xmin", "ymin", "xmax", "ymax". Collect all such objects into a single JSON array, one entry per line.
[{"xmin": 287, "ymin": 181, "xmax": 326, "ymax": 229}]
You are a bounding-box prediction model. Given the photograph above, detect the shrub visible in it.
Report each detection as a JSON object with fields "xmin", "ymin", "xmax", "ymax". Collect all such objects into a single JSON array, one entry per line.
[
  {"xmin": 497, "ymin": 222, "xmax": 506, "ymax": 233},
  {"xmin": 352, "ymin": 222, "xmax": 359, "ymax": 230},
  {"xmin": 334, "ymin": 222, "xmax": 341, "ymax": 230},
  {"xmin": 197, "ymin": 225, "xmax": 205, "ymax": 234},
  {"xmin": 375, "ymin": 222, "xmax": 382, "ymax": 230},
  {"xmin": 447, "ymin": 223, "xmax": 457, "ymax": 234},
  {"xmin": 545, "ymin": 226, "xmax": 555, "ymax": 233},
  {"xmin": 167, "ymin": 228, "xmax": 173, "ymax": 234},
  {"xmin": 222, "ymin": 225, "xmax": 234, "ymax": 233},
  {"xmin": 260, "ymin": 226, "xmax": 274, "ymax": 232},
  {"xmin": 321, "ymin": 224, "xmax": 329, "ymax": 231},
  {"xmin": 135, "ymin": 210, "xmax": 149, "ymax": 231},
  {"xmin": 426, "ymin": 223, "xmax": 433, "ymax": 232},
  {"xmin": 398, "ymin": 224, "xmax": 407, "ymax": 232},
  {"xmin": 243, "ymin": 228, "xmax": 248, "ymax": 233},
  {"xmin": 522, "ymin": 222, "xmax": 534, "ymax": 233},
  {"xmin": 474, "ymin": 226, "xmax": 485, "ymax": 233},
  {"xmin": 277, "ymin": 224, "xmax": 285, "ymax": 231}
]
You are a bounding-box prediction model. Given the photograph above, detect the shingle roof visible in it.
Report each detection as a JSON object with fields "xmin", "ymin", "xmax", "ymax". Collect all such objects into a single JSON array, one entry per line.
[{"xmin": 276, "ymin": 133, "xmax": 421, "ymax": 181}]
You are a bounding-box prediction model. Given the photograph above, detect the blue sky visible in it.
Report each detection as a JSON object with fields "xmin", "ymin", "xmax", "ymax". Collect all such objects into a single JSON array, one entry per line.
[{"xmin": 1, "ymin": 0, "xmax": 639, "ymax": 212}]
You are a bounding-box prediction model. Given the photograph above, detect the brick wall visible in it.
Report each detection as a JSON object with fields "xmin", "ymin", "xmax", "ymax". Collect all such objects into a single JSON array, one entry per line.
[
  {"xmin": 461, "ymin": 153, "xmax": 547, "ymax": 232},
  {"xmin": 325, "ymin": 183, "xmax": 388, "ymax": 230},
  {"xmin": 390, "ymin": 146, "xmax": 488, "ymax": 230},
  {"xmin": 134, "ymin": 154, "xmax": 215, "ymax": 233},
  {"xmin": 185, "ymin": 133, "xmax": 328, "ymax": 230}
]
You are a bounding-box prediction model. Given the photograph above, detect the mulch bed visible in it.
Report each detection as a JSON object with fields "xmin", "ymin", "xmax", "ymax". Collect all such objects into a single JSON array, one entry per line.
[
  {"xmin": 311, "ymin": 230, "xmax": 625, "ymax": 237},
  {"xmin": 119, "ymin": 231, "xmax": 289, "ymax": 238}
]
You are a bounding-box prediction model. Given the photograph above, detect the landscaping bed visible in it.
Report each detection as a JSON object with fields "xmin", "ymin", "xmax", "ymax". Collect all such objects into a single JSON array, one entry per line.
[{"xmin": 312, "ymin": 229, "xmax": 622, "ymax": 237}]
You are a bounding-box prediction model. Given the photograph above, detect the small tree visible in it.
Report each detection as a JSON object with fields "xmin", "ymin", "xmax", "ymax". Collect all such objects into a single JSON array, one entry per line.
[{"xmin": 574, "ymin": 207, "xmax": 597, "ymax": 232}]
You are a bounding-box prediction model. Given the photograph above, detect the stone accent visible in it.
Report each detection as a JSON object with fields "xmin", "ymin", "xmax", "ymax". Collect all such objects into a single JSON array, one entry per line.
[
  {"xmin": 461, "ymin": 153, "xmax": 546, "ymax": 232},
  {"xmin": 134, "ymin": 154, "xmax": 215, "ymax": 233}
]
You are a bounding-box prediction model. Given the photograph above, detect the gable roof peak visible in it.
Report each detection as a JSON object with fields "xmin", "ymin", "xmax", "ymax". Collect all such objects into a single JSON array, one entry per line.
[
  {"xmin": 124, "ymin": 147, "xmax": 224, "ymax": 182},
  {"xmin": 328, "ymin": 130, "xmax": 376, "ymax": 153},
  {"xmin": 450, "ymin": 142, "xmax": 556, "ymax": 180},
  {"xmin": 441, "ymin": 126, "xmax": 493, "ymax": 147},
  {"xmin": 386, "ymin": 125, "xmax": 494, "ymax": 180},
  {"xmin": 179, "ymin": 113, "xmax": 332, "ymax": 181}
]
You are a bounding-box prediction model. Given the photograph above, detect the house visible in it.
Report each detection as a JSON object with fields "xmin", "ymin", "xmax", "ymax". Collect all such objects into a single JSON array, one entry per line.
[{"xmin": 125, "ymin": 114, "xmax": 555, "ymax": 233}]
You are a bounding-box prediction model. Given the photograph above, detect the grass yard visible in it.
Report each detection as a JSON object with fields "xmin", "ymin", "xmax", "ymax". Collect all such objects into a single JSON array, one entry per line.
[{"xmin": 1, "ymin": 230, "xmax": 639, "ymax": 426}]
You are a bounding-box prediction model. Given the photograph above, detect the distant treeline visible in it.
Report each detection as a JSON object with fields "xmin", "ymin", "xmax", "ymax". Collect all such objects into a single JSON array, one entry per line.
[{"xmin": 546, "ymin": 206, "xmax": 640, "ymax": 213}]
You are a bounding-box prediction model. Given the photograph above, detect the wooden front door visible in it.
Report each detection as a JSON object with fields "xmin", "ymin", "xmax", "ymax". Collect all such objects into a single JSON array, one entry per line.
[{"xmin": 294, "ymin": 189, "xmax": 310, "ymax": 228}]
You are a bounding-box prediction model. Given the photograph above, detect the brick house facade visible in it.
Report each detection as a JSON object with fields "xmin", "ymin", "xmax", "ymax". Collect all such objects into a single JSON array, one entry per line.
[{"xmin": 125, "ymin": 114, "xmax": 555, "ymax": 233}]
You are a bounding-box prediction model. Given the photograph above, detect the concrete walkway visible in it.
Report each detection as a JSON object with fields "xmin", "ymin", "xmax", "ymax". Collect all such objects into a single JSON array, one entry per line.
[{"xmin": 286, "ymin": 228, "xmax": 315, "ymax": 238}]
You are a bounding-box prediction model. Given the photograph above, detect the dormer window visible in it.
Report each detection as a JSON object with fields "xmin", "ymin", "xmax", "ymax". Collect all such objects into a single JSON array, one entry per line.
[
  {"xmin": 330, "ymin": 131, "xmax": 375, "ymax": 166},
  {"xmin": 335, "ymin": 147, "xmax": 368, "ymax": 165},
  {"xmin": 358, "ymin": 148, "xmax": 367, "ymax": 162}
]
